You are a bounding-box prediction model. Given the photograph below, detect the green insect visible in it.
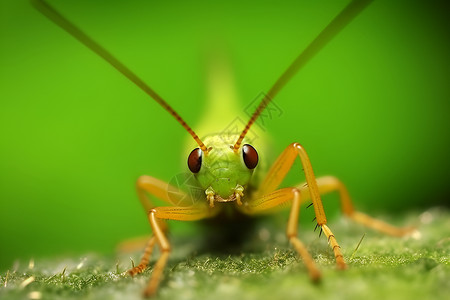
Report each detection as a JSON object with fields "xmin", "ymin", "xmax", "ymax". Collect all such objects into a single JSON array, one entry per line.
[{"xmin": 33, "ymin": 0, "xmax": 416, "ymax": 297}]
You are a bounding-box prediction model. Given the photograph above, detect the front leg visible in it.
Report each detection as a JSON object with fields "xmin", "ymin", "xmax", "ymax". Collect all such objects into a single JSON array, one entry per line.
[
  {"xmin": 254, "ymin": 143, "xmax": 346, "ymax": 270},
  {"xmin": 257, "ymin": 143, "xmax": 328, "ymax": 226},
  {"xmin": 142, "ymin": 205, "xmax": 217, "ymax": 297},
  {"xmin": 128, "ymin": 175, "xmax": 218, "ymax": 297},
  {"xmin": 128, "ymin": 175, "xmax": 192, "ymax": 277}
]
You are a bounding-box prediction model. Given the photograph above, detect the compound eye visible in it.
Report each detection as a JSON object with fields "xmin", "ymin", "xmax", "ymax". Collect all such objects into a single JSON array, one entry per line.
[
  {"xmin": 242, "ymin": 144, "xmax": 258, "ymax": 169},
  {"xmin": 187, "ymin": 148, "xmax": 202, "ymax": 173}
]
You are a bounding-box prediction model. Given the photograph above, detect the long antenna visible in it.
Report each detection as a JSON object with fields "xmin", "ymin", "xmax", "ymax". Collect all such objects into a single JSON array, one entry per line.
[
  {"xmin": 233, "ymin": 0, "xmax": 373, "ymax": 151},
  {"xmin": 31, "ymin": 0, "xmax": 208, "ymax": 152}
]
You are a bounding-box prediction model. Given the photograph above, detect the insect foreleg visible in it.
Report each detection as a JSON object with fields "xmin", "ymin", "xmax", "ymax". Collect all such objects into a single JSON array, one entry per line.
[
  {"xmin": 257, "ymin": 143, "xmax": 327, "ymax": 225},
  {"xmin": 142, "ymin": 205, "xmax": 216, "ymax": 297},
  {"xmin": 130, "ymin": 175, "xmax": 217, "ymax": 297},
  {"xmin": 254, "ymin": 143, "xmax": 347, "ymax": 269},
  {"xmin": 126, "ymin": 176, "xmax": 188, "ymax": 278}
]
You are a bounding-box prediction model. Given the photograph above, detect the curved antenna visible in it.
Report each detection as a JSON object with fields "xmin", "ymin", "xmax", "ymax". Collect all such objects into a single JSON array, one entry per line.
[
  {"xmin": 31, "ymin": 0, "xmax": 208, "ymax": 152},
  {"xmin": 233, "ymin": 0, "xmax": 373, "ymax": 152}
]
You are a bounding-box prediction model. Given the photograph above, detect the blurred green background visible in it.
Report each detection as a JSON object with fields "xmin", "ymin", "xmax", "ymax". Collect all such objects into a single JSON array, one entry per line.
[{"xmin": 0, "ymin": 0, "xmax": 449, "ymax": 271}]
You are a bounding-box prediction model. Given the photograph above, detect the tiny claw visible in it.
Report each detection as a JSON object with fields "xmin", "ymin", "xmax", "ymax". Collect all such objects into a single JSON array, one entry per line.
[{"xmin": 128, "ymin": 264, "xmax": 147, "ymax": 276}]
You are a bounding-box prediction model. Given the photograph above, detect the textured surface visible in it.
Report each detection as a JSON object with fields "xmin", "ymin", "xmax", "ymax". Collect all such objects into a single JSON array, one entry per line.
[{"xmin": 1, "ymin": 208, "xmax": 448, "ymax": 300}]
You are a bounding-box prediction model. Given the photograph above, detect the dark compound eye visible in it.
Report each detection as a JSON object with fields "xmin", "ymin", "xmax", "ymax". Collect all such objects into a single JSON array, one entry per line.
[
  {"xmin": 242, "ymin": 144, "xmax": 258, "ymax": 169},
  {"xmin": 187, "ymin": 148, "xmax": 202, "ymax": 173}
]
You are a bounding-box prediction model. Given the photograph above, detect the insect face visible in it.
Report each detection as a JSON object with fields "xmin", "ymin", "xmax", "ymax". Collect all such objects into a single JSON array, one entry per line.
[{"xmin": 188, "ymin": 135, "xmax": 256, "ymax": 202}]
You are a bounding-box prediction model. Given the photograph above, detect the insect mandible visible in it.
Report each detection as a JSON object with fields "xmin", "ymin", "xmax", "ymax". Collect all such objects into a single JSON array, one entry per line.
[{"xmin": 32, "ymin": 0, "xmax": 416, "ymax": 297}]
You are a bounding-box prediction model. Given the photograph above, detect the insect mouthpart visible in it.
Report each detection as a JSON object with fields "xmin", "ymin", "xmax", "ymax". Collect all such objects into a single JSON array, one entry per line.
[
  {"xmin": 206, "ymin": 184, "xmax": 244, "ymax": 208},
  {"xmin": 214, "ymin": 193, "xmax": 237, "ymax": 203}
]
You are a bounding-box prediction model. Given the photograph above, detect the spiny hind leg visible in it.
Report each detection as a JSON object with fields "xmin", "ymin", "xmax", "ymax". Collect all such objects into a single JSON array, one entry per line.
[
  {"xmin": 297, "ymin": 176, "xmax": 416, "ymax": 237},
  {"xmin": 256, "ymin": 143, "xmax": 347, "ymax": 269}
]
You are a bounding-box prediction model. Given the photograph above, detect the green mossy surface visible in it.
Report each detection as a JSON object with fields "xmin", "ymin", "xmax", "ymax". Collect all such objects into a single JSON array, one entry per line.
[{"xmin": 1, "ymin": 208, "xmax": 448, "ymax": 300}]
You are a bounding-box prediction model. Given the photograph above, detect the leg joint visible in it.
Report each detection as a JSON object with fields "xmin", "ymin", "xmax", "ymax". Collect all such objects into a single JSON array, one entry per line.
[
  {"xmin": 287, "ymin": 233, "xmax": 297, "ymax": 239},
  {"xmin": 291, "ymin": 187, "xmax": 301, "ymax": 197},
  {"xmin": 291, "ymin": 142, "xmax": 304, "ymax": 150}
]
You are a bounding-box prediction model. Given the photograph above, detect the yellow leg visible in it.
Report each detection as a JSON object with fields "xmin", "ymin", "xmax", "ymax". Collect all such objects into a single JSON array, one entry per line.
[
  {"xmin": 136, "ymin": 175, "xmax": 192, "ymax": 213},
  {"xmin": 321, "ymin": 224, "xmax": 346, "ymax": 269},
  {"xmin": 128, "ymin": 236, "xmax": 157, "ymax": 276},
  {"xmin": 252, "ymin": 143, "xmax": 346, "ymax": 269},
  {"xmin": 128, "ymin": 175, "xmax": 213, "ymax": 295},
  {"xmin": 296, "ymin": 176, "xmax": 416, "ymax": 237},
  {"xmin": 243, "ymin": 187, "xmax": 321, "ymax": 281},
  {"xmin": 142, "ymin": 205, "xmax": 216, "ymax": 297},
  {"xmin": 125, "ymin": 175, "xmax": 190, "ymax": 277},
  {"xmin": 251, "ymin": 142, "xmax": 415, "ymax": 273},
  {"xmin": 144, "ymin": 210, "xmax": 171, "ymax": 298},
  {"xmin": 257, "ymin": 143, "xmax": 327, "ymax": 225}
]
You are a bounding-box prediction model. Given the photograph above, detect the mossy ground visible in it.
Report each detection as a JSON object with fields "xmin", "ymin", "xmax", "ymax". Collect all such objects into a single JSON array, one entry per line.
[{"xmin": 1, "ymin": 208, "xmax": 448, "ymax": 300}]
